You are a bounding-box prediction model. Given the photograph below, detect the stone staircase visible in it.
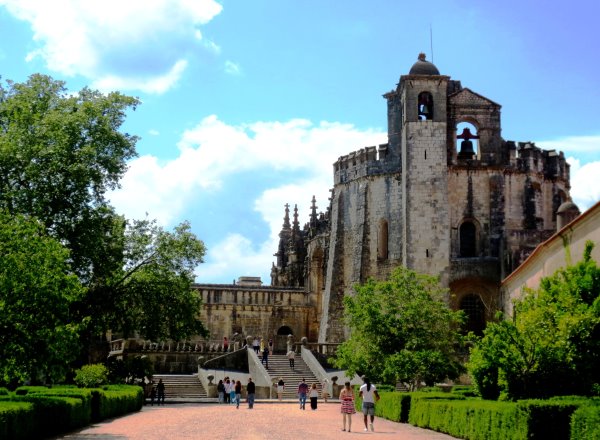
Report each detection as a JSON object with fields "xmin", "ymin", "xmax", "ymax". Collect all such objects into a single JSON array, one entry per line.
[
  {"xmin": 265, "ymin": 354, "xmax": 322, "ymax": 399},
  {"xmin": 151, "ymin": 374, "xmax": 207, "ymax": 399}
]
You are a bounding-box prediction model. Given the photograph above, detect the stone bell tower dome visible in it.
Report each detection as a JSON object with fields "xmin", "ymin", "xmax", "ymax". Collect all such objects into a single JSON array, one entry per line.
[{"xmin": 398, "ymin": 53, "xmax": 451, "ymax": 282}]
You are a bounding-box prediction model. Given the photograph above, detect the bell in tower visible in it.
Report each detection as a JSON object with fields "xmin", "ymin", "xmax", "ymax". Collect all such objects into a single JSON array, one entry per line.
[{"xmin": 457, "ymin": 127, "xmax": 478, "ymax": 160}]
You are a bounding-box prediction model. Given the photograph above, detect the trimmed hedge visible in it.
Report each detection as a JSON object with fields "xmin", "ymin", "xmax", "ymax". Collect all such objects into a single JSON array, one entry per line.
[
  {"xmin": 516, "ymin": 399, "xmax": 582, "ymax": 440},
  {"xmin": 0, "ymin": 401, "xmax": 34, "ymax": 440},
  {"xmin": 408, "ymin": 393, "xmax": 588, "ymax": 440},
  {"xmin": 0, "ymin": 385, "xmax": 143, "ymax": 439},
  {"xmin": 571, "ymin": 404, "xmax": 600, "ymax": 440},
  {"xmin": 97, "ymin": 385, "xmax": 144, "ymax": 420},
  {"xmin": 410, "ymin": 397, "xmax": 520, "ymax": 440}
]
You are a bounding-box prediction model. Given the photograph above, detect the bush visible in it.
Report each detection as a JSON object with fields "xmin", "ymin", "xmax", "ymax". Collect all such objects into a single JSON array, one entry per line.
[
  {"xmin": 409, "ymin": 396, "xmax": 519, "ymax": 440},
  {"xmin": 0, "ymin": 401, "xmax": 35, "ymax": 440},
  {"xmin": 571, "ymin": 403, "xmax": 600, "ymax": 440},
  {"xmin": 0, "ymin": 388, "xmax": 8, "ymax": 396},
  {"xmin": 407, "ymin": 394, "xmax": 588, "ymax": 440},
  {"xmin": 74, "ymin": 364, "xmax": 109, "ymax": 388},
  {"xmin": 15, "ymin": 395, "xmax": 87, "ymax": 436},
  {"xmin": 516, "ymin": 399, "xmax": 583, "ymax": 440},
  {"xmin": 97, "ymin": 385, "xmax": 144, "ymax": 419}
]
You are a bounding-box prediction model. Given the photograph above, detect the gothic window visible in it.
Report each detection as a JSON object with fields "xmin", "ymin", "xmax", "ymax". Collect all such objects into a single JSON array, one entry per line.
[
  {"xmin": 377, "ymin": 219, "xmax": 389, "ymax": 260},
  {"xmin": 460, "ymin": 294, "xmax": 486, "ymax": 335},
  {"xmin": 459, "ymin": 221, "xmax": 477, "ymax": 257},
  {"xmin": 418, "ymin": 92, "xmax": 433, "ymax": 120}
]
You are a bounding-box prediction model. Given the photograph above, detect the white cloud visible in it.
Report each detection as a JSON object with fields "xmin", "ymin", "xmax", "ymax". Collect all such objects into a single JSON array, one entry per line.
[
  {"xmin": 195, "ymin": 233, "xmax": 275, "ymax": 284},
  {"xmin": 92, "ymin": 59, "xmax": 188, "ymax": 94},
  {"xmin": 537, "ymin": 135, "xmax": 600, "ymax": 154},
  {"xmin": 108, "ymin": 115, "xmax": 385, "ymax": 282},
  {"xmin": 109, "ymin": 115, "xmax": 385, "ymax": 225},
  {"xmin": 537, "ymin": 134, "xmax": 600, "ymax": 211},
  {"xmin": 1, "ymin": 0, "xmax": 223, "ymax": 93},
  {"xmin": 566, "ymin": 157, "xmax": 600, "ymax": 211},
  {"xmin": 149, "ymin": 129, "xmax": 160, "ymax": 136},
  {"xmin": 224, "ymin": 60, "xmax": 241, "ymax": 75}
]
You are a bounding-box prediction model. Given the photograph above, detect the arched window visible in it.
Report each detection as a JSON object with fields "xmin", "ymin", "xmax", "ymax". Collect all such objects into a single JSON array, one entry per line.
[
  {"xmin": 459, "ymin": 221, "xmax": 477, "ymax": 257},
  {"xmin": 418, "ymin": 92, "xmax": 433, "ymax": 120},
  {"xmin": 377, "ymin": 219, "xmax": 388, "ymax": 260},
  {"xmin": 459, "ymin": 294, "xmax": 486, "ymax": 335}
]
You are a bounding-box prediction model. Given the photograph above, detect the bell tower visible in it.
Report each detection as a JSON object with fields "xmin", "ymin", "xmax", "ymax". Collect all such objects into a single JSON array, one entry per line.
[{"xmin": 399, "ymin": 53, "xmax": 451, "ymax": 283}]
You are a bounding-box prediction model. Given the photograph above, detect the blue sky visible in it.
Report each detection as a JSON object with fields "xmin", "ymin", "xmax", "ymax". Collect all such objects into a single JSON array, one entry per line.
[{"xmin": 1, "ymin": 0, "xmax": 599, "ymax": 284}]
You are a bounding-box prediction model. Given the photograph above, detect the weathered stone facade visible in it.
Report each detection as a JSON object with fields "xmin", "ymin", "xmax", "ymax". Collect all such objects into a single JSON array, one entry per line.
[
  {"xmin": 190, "ymin": 54, "xmax": 574, "ymax": 349},
  {"xmin": 272, "ymin": 54, "xmax": 573, "ymax": 343}
]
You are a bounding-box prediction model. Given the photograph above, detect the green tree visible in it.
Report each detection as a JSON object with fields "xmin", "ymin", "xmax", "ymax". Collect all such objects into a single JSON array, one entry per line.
[
  {"xmin": 334, "ymin": 266, "xmax": 465, "ymax": 389},
  {"xmin": 469, "ymin": 241, "xmax": 600, "ymax": 400},
  {"xmin": 82, "ymin": 218, "xmax": 208, "ymax": 342},
  {"xmin": 0, "ymin": 74, "xmax": 139, "ymax": 282},
  {"xmin": 0, "ymin": 211, "xmax": 83, "ymax": 386},
  {"xmin": 0, "ymin": 74, "xmax": 208, "ymax": 369}
]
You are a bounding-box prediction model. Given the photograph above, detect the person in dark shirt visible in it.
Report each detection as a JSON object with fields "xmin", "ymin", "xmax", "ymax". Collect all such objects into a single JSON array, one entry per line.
[
  {"xmin": 156, "ymin": 379, "xmax": 165, "ymax": 405},
  {"xmin": 234, "ymin": 380, "xmax": 242, "ymax": 409},
  {"xmin": 297, "ymin": 378, "xmax": 309, "ymax": 410},
  {"xmin": 246, "ymin": 377, "xmax": 256, "ymax": 409}
]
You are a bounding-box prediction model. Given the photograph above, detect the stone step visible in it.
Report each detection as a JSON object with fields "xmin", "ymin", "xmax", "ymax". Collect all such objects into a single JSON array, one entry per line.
[
  {"xmin": 152, "ymin": 374, "xmax": 207, "ymax": 398},
  {"xmin": 266, "ymin": 355, "xmax": 323, "ymax": 398}
]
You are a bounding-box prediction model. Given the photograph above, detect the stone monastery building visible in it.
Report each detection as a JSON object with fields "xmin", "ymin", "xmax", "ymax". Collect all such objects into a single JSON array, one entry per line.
[{"xmin": 196, "ymin": 54, "xmax": 579, "ymax": 349}]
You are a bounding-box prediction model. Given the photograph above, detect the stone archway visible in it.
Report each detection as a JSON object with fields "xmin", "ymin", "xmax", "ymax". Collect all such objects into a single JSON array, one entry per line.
[
  {"xmin": 274, "ymin": 326, "xmax": 294, "ymax": 354},
  {"xmin": 459, "ymin": 293, "xmax": 486, "ymax": 336}
]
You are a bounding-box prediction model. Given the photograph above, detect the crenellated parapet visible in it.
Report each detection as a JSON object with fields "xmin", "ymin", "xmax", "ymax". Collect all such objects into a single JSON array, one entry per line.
[
  {"xmin": 333, "ymin": 144, "xmax": 392, "ymax": 184},
  {"xmin": 502, "ymin": 141, "xmax": 570, "ymax": 181}
]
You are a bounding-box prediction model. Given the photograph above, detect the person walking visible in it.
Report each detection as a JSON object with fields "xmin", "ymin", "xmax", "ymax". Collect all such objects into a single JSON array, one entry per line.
[
  {"xmin": 246, "ymin": 377, "xmax": 256, "ymax": 409},
  {"xmin": 234, "ymin": 380, "xmax": 242, "ymax": 409},
  {"xmin": 287, "ymin": 349, "xmax": 295, "ymax": 369},
  {"xmin": 252, "ymin": 337, "xmax": 260, "ymax": 353},
  {"xmin": 277, "ymin": 377, "xmax": 285, "ymax": 401},
  {"xmin": 297, "ymin": 378, "xmax": 308, "ymax": 410},
  {"xmin": 223, "ymin": 336, "xmax": 229, "ymax": 352},
  {"xmin": 217, "ymin": 379, "xmax": 225, "ymax": 403},
  {"xmin": 268, "ymin": 338, "xmax": 274, "ymax": 355},
  {"xmin": 309, "ymin": 383, "xmax": 319, "ymax": 410},
  {"xmin": 359, "ymin": 376, "xmax": 380, "ymax": 432},
  {"xmin": 156, "ymin": 379, "xmax": 165, "ymax": 405},
  {"xmin": 261, "ymin": 346, "xmax": 269, "ymax": 369},
  {"xmin": 322, "ymin": 379, "xmax": 329, "ymax": 402},
  {"xmin": 340, "ymin": 381, "xmax": 356, "ymax": 432},
  {"xmin": 229, "ymin": 378, "xmax": 236, "ymax": 404},
  {"xmin": 224, "ymin": 378, "xmax": 231, "ymax": 404}
]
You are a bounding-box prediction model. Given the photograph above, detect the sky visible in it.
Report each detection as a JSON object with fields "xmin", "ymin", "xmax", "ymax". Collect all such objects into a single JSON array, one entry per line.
[{"xmin": 1, "ymin": 0, "xmax": 599, "ymax": 284}]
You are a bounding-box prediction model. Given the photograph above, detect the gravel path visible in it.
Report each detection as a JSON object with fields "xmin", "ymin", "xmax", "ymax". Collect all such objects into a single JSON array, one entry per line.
[{"xmin": 57, "ymin": 401, "xmax": 461, "ymax": 439}]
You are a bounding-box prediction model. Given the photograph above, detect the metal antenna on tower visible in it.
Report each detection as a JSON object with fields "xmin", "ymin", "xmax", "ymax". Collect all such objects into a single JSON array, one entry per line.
[{"xmin": 430, "ymin": 24, "xmax": 434, "ymax": 63}]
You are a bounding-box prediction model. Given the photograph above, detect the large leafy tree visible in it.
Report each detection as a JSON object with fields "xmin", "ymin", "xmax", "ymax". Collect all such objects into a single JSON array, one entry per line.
[
  {"xmin": 469, "ymin": 241, "xmax": 600, "ymax": 400},
  {"xmin": 0, "ymin": 211, "xmax": 83, "ymax": 386},
  {"xmin": 83, "ymin": 218, "xmax": 208, "ymax": 342},
  {"xmin": 0, "ymin": 74, "xmax": 208, "ymax": 372},
  {"xmin": 0, "ymin": 74, "xmax": 138, "ymax": 282},
  {"xmin": 334, "ymin": 266, "xmax": 466, "ymax": 388}
]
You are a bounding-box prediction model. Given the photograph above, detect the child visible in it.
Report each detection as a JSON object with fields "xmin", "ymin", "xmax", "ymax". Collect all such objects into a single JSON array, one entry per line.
[{"xmin": 309, "ymin": 383, "xmax": 319, "ymax": 410}]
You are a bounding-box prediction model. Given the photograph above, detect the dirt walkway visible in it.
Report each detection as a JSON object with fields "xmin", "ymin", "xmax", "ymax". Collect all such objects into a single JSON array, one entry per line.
[{"xmin": 58, "ymin": 401, "xmax": 460, "ymax": 439}]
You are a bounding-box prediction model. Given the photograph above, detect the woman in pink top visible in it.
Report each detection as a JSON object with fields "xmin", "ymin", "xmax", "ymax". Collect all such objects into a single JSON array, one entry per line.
[{"xmin": 339, "ymin": 381, "xmax": 356, "ymax": 432}]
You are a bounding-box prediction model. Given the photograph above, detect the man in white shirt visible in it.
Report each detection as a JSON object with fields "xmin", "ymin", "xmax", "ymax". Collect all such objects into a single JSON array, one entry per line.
[{"xmin": 359, "ymin": 376, "xmax": 380, "ymax": 432}]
